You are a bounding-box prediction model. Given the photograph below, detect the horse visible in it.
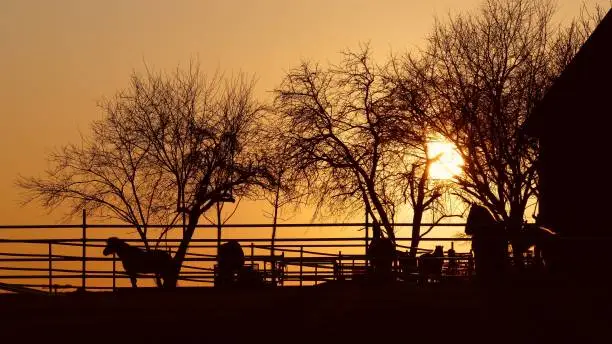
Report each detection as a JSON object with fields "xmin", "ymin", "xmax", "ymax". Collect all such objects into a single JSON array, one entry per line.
[
  {"xmin": 465, "ymin": 204, "xmax": 508, "ymax": 280},
  {"xmin": 512, "ymin": 223, "xmax": 560, "ymax": 271},
  {"xmin": 366, "ymin": 222, "xmax": 397, "ymax": 282},
  {"xmin": 367, "ymin": 237, "xmax": 396, "ymax": 278},
  {"xmin": 397, "ymin": 250, "xmax": 418, "ymax": 281},
  {"xmin": 236, "ymin": 266, "xmax": 266, "ymax": 288},
  {"xmin": 466, "ymin": 204, "xmax": 566, "ymax": 277},
  {"xmin": 418, "ymin": 246, "xmax": 445, "ymax": 284},
  {"xmin": 102, "ymin": 237, "xmax": 176, "ymax": 288},
  {"xmin": 215, "ymin": 240, "xmax": 246, "ymax": 287}
]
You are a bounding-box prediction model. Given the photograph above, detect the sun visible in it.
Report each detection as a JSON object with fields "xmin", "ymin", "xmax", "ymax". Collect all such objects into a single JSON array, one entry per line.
[{"xmin": 427, "ymin": 139, "xmax": 464, "ymax": 180}]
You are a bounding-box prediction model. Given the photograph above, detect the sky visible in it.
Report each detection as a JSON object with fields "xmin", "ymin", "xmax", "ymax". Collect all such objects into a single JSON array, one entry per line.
[
  {"xmin": 0, "ymin": 0, "xmax": 608, "ymax": 227},
  {"xmin": 0, "ymin": 0, "xmax": 610, "ymax": 290}
]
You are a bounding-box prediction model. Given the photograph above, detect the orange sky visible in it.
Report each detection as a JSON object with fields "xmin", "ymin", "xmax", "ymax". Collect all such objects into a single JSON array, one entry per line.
[{"xmin": 0, "ymin": 0, "xmax": 608, "ymax": 226}]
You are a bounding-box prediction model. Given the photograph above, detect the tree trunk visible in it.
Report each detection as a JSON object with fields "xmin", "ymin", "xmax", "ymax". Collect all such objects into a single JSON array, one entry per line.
[
  {"xmin": 410, "ymin": 209, "xmax": 423, "ymax": 257},
  {"xmin": 216, "ymin": 202, "xmax": 222, "ymax": 253},
  {"xmin": 169, "ymin": 206, "xmax": 205, "ymax": 288},
  {"xmin": 508, "ymin": 208, "xmax": 525, "ymax": 270},
  {"xmin": 136, "ymin": 225, "xmax": 150, "ymax": 252},
  {"xmin": 511, "ymin": 241, "xmax": 524, "ymax": 270},
  {"xmin": 410, "ymin": 156, "xmax": 430, "ymax": 257},
  {"xmin": 271, "ymin": 184, "xmax": 280, "ymax": 284},
  {"xmin": 364, "ymin": 181, "xmax": 395, "ymax": 242}
]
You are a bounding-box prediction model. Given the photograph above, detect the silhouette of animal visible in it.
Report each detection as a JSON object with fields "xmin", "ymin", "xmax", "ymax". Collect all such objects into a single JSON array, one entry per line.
[
  {"xmin": 396, "ymin": 250, "xmax": 418, "ymax": 281},
  {"xmin": 513, "ymin": 223, "xmax": 560, "ymax": 271},
  {"xmin": 465, "ymin": 204, "xmax": 508, "ymax": 280},
  {"xmin": 102, "ymin": 237, "xmax": 175, "ymax": 288},
  {"xmin": 367, "ymin": 237, "xmax": 396, "ymax": 282},
  {"xmin": 215, "ymin": 240, "xmax": 245, "ymax": 287},
  {"xmin": 466, "ymin": 204, "xmax": 563, "ymax": 275},
  {"xmin": 366, "ymin": 221, "xmax": 396, "ymax": 282},
  {"xmin": 236, "ymin": 266, "xmax": 266, "ymax": 287},
  {"xmin": 418, "ymin": 246, "xmax": 444, "ymax": 284}
]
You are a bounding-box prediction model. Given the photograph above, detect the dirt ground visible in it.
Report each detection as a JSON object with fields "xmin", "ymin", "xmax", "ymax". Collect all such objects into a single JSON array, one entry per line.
[{"xmin": 1, "ymin": 279, "xmax": 611, "ymax": 343}]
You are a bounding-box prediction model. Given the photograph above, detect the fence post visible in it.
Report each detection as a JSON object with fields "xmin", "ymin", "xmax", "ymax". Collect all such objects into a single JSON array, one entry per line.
[
  {"xmin": 216, "ymin": 202, "xmax": 222, "ymax": 254},
  {"xmin": 365, "ymin": 211, "xmax": 369, "ymax": 268},
  {"xmin": 112, "ymin": 253, "xmax": 116, "ymax": 291},
  {"xmin": 250, "ymin": 242, "xmax": 254, "ymax": 271},
  {"xmin": 48, "ymin": 242, "xmax": 53, "ymax": 294},
  {"xmin": 82, "ymin": 209, "xmax": 86, "ymax": 291},
  {"xmin": 280, "ymin": 252, "xmax": 285, "ymax": 287},
  {"xmin": 337, "ymin": 251, "xmax": 342, "ymax": 281},
  {"xmin": 271, "ymin": 237, "xmax": 276, "ymax": 285},
  {"xmin": 299, "ymin": 245, "xmax": 303, "ymax": 287}
]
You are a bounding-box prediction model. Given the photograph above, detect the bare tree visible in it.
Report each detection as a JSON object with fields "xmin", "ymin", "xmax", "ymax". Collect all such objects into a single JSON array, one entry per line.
[
  {"xmin": 274, "ymin": 46, "xmax": 408, "ymax": 241},
  {"xmin": 252, "ymin": 118, "xmax": 307, "ymax": 284},
  {"xmin": 201, "ymin": 197, "xmax": 242, "ymax": 253},
  {"xmin": 384, "ymin": 57, "xmax": 464, "ymax": 256},
  {"xmin": 18, "ymin": 93, "xmax": 176, "ymax": 250},
  {"xmin": 395, "ymin": 0, "xmax": 605, "ymax": 262},
  {"xmin": 392, "ymin": 139, "xmax": 460, "ymax": 256},
  {"xmin": 19, "ymin": 64, "xmax": 270, "ymax": 286},
  {"xmin": 259, "ymin": 120, "xmax": 304, "ymax": 259},
  {"xmin": 275, "ymin": 45, "xmax": 460, "ymax": 255}
]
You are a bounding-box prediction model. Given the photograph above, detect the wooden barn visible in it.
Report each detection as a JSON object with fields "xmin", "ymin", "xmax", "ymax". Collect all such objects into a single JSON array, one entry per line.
[
  {"xmin": 526, "ymin": 9, "xmax": 612, "ymax": 271},
  {"xmin": 527, "ymin": 9, "xmax": 612, "ymax": 236}
]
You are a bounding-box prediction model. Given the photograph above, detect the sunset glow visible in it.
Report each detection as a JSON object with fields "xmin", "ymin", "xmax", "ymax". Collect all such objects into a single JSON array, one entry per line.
[{"xmin": 427, "ymin": 139, "xmax": 464, "ymax": 180}]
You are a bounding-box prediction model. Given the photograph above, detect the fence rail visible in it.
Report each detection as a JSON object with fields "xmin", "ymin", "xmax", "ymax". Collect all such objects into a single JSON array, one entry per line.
[{"xmin": 0, "ymin": 220, "xmax": 522, "ymax": 294}]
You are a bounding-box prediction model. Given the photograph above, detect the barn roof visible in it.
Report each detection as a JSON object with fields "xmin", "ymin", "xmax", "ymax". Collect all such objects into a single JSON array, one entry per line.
[{"xmin": 526, "ymin": 9, "xmax": 612, "ymax": 136}]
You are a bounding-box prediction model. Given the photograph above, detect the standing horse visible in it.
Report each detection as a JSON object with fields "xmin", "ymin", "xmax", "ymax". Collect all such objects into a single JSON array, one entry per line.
[
  {"xmin": 215, "ymin": 240, "xmax": 246, "ymax": 287},
  {"xmin": 397, "ymin": 250, "xmax": 418, "ymax": 281},
  {"xmin": 465, "ymin": 204, "xmax": 508, "ymax": 281},
  {"xmin": 102, "ymin": 237, "xmax": 176, "ymax": 288},
  {"xmin": 513, "ymin": 223, "xmax": 560, "ymax": 271},
  {"xmin": 366, "ymin": 221, "xmax": 396, "ymax": 282},
  {"xmin": 466, "ymin": 204, "xmax": 564, "ymax": 277},
  {"xmin": 418, "ymin": 246, "xmax": 445, "ymax": 284}
]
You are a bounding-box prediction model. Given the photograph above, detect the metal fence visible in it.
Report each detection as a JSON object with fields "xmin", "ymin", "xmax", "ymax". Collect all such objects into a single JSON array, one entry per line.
[{"xmin": 0, "ymin": 220, "xmax": 480, "ymax": 294}]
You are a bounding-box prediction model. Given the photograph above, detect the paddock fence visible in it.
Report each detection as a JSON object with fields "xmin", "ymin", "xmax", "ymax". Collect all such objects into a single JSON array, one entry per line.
[{"xmin": 0, "ymin": 218, "xmax": 544, "ymax": 294}]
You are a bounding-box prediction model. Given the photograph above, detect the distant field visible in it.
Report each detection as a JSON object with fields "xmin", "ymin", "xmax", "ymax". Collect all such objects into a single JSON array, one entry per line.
[{"xmin": 1, "ymin": 281, "xmax": 610, "ymax": 343}]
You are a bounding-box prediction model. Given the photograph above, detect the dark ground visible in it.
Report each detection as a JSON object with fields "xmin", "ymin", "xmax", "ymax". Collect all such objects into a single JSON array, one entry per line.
[{"xmin": 1, "ymin": 278, "xmax": 611, "ymax": 344}]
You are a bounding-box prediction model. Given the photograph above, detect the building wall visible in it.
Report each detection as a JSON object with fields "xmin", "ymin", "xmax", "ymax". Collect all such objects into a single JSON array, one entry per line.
[{"xmin": 537, "ymin": 42, "xmax": 611, "ymax": 236}]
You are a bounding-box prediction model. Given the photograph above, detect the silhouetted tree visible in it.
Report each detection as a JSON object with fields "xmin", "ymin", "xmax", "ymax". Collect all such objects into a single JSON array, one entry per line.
[
  {"xmin": 274, "ymin": 47, "xmax": 406, "ymax": 241},
  {"xmin": 394, "ymin": 0, "xmax": 604, "ymax": 264},
  {"xmin": 380, "ymin": 57, "xmax": 464, "ymax": 256},
  {"xmin": 19, "ymin": 64, "xmax": 270, "ymax": 286},
  {"xmin": 253, "ymin": 120, "xmax": 307, "ymax": 284},
  {"xmin": 259, "ymin": 119, "xmax": 304, "ymax": 261},
  {"xmin": 388, "ymin": 124, "xmax": 460, "ymax": 256},
  {"xmin": 200, "ymin": 195, "xmax": 242, "ymax": 254},
  {"xmin": 275, "ymin": 45, "xmax": 459, "ymax": 253},
  {"xmin": 403, "ymin": 151, "xmax": 462, "ymax": 256},
  {"xmin": 17, "ymin": 92, "xmax": 177, "ymax": 250}
]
